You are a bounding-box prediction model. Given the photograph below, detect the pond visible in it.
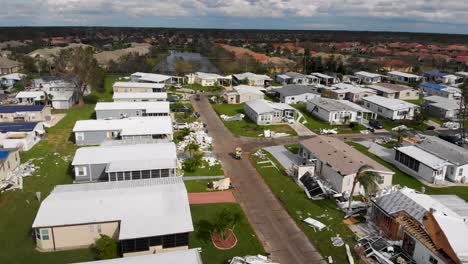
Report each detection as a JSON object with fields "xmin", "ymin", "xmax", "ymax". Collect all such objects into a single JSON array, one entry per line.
[{"xmin": 155, "ymin": 50, "xmax": 219, "ymax": 75}]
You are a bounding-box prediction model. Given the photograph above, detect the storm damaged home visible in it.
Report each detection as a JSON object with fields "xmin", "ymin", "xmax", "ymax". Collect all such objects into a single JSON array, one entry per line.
[{"xmin": 366, "ymin": 187, "xmax": 468, "ymax": 264}]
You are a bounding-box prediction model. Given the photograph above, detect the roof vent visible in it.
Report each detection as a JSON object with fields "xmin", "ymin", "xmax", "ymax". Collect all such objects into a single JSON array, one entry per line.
[{"xmin": 429, "ymin": 208, "xmax": 436, "ymax": 214}]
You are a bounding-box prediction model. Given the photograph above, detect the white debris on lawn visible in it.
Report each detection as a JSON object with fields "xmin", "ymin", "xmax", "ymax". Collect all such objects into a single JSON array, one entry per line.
[
  {"xmin": 263, "ymin": 130, "xmax": 290, "ymax": 138},
  {"xmin": 189, "ymin": 121, "xmax": 205, "ymax": 131},
  {"xmin": 331, "ymin": 235, "xmax": 344, "ymax": 247},
  {"xmin": 253, "ymin": 149, "xmax": 266, "ymax": 160},
  {"xmin": 1, "ymin": 160, "xmax": 38, "ymax": 192},
  {"xmin": 212, "ymin": 177, "xmax": 230, "ymax": 190},
  {"xmin": 442, "ymin": 121, "xmax": 459, "ymax": 130},
  {"xmin": 229, "ymin": 255, "xmax": 277, "ymax": 264},
  {"xmin": 221, "ymin": 114, "xmax": 245, "ymax": 121},
  {"xmin": 320, "ymin": 128, "xmax": 338, "ymax": 135},
  {"xmin": 204, "ymin": 156, "xmax": 220, "ymax": 166},
  {"xmin": 177, "ymin": 130, "xmax": 213, "ymax": 152}
]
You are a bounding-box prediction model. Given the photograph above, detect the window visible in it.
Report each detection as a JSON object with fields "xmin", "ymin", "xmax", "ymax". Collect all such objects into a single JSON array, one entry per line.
[
  {"xmin": 35, "ymin": 229, "xmax": 40, "ymax": 239},
  {"xmin": 451, "ymin": 167, "xmax": 455, "ymax": 175},
  {"xmin": 429, "ymin": 256, "xmax": 438, "ymax": 264},
  {"xmin": 76, "ymin": 166, "xmax": 87, "ymax": 177},
  {"xmin": 366, "ymin": 103, "xmax": 370, "ymax": 107},
  {"xmin": 377, "ymin": 107, "xmax": 382, "ymax": 113},
  {"xmin": 97, "ymin": 224, "xmax": 102, "ymax": 233},
  {"xmin": 41, "ymin": 229, "xmax": 50, "ymax": 240},
  {"xmin": 273, "ymin": 111, "xmax": 280, "ymax": 118},
  {"xmin": 459, "ymin": 168, "xmax": 464, "ymax": 176},
  {"xmin": 75, "ymin": 132, "xmax": 84, "ymax": 141}
]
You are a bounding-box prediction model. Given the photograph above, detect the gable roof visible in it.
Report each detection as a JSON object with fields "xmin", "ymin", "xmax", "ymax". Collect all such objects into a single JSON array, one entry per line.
[
  {"xmin": 423, "ymin": 96, "xmax": 460, "ymax": 111},
  {"xmin": 95, "ymin": 102, "xmax": 170, "ymax": 113},
  {"xmin": 0, "ymin": 105, "xmax": 45, "ymax": 113},
  {"xmin": 300, "ymin": 136, "xmax": 392, "ymax": 176},
  {"xmin": 73, "ymin": 116, "xmax": 173, "ymax": 136},
  {"xmin": 113, "ymin": 81, "xmax": 165, "ymax": 89},
  {"xmin": 245, "ymin": 99, "xmax": 295, "ymax": 114},
  {"xmin": 32, "ymin": 178, "xmax": 193, "ymax": 240},
  {"xmin": 416, "ymin": 135, "xmax": 468, "ymax": 165}
]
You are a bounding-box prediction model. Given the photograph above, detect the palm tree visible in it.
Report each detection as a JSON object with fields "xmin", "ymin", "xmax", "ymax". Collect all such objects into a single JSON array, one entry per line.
[
  {"xmin": 40, "ymin": 93, "xmax": 54, "ymax": 106},
  {"xmin": 211, "ymin": 209, "xmax": 242, "ymax": 241},
  {"xmin": 185, "ymin": 143, "xmax": 200, "ymax": 158},
  {"xmin": 348, "ymin": 165, "xmax": 382, "ymax": 212}
]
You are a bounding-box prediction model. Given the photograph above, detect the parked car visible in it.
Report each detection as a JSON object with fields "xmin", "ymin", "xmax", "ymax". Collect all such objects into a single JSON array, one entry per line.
[
  {"xmin": 369, "ymin": 119, "xmax": 383, "ymax": 129},
  {"xmin": 171, "ymin": 105, "xmax": 190, "ymax": 113},
  {"xmin": 438, "ymin": 134, "xmax": 463, "ymax": 146},
  {"xmin": 173, "ymin": 122, "xmax": 189, "ymax": 130},
  {"xmin": 168, "ymin": 96, "xmax": 180, "ymax": 102},
  {"xmin": 193, "ymin": 112, "xmax": 201, "ymax": 118}
]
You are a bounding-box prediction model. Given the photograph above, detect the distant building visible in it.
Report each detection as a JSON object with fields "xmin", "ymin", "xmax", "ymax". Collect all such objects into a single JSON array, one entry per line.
[
  {"xmin": 0, "ymin": 105, "xmax": 52, "ymax": 122},
  {"xmin": 366, "ymin": 83, "xmax": 420, "ymax": 100},
  {"xmin": 0, "ymin": 73, "xmax": 26, "ymax": 89},
  {"xmin": 0, "ymin": 57, "xmax": 22, "ymax": 75},
  {"xmin": 0, "ymin": 148, "xmax": 20, "ymax": 182},
  {"xmin": 73, "ymin": 117, "xmax": 173, "ymax": 145},
  {"xmin": 112, "ymin": 92, "xmax": 167, "ymax": 102},
  {"xmin": 310, "ymin": 72, "xmax": 338, "ymax": 85},
  {"xmin": 130, "ymin": 72, "xmax": 179, "ymax": 85},
  {"xmin": 32, "ymin": 178, "xmax": 193, "ymax": 256},
  {"xmin": 223, "ymin": 85, "xmax": 265, "ymax": 104},
  {"xmin": 421, "ymin": 82, "xmax": 461, "ymax": 100},
  {"xmin": 306, "ymin": 97, "xmax": 376, "ymax": 125},
  {"xmin": 186, "ymin": 72, "xmax": 231, "ymax": 87},
  {"xmin": 275, "ymin": 85, "xmax": 320, "ymax": 104},
  {"xmin": 276, "ymin": 72, "xmax": 317, "ymax": 85},
  {"xmin": 71, "ymin": 143, "xmax": 177, "ymax": 182},
  {"xmin": 0, "ymin": 122, "xmax": 45, "ymax": 151},
  {"xmin": 423, "ymin": 70, "xmax": 461, "ymax": 85},
  {"xmin": 95, "ymin": 102, "xmax": 170, "ymax": 119},
  {"xmin": 386, "ymin": 71, "xmax": 422, "ymax": 84},
  {"xmin": 362, "ymin": 95, "xmax": 419, "ymax": 120},
  {"xmin": 232, "ymin": 72, "xmax": 272, "ymax": 87},
  {"xmin": 422, "ymin": 96, "xmax": 461, "ymax": 119},
  {"xmin": 112, "ymin": 82, "xmax": 166, "ymax": 93},
  {"xmin": 299, "ymin": 136, "xmax": 394, "ymax": 195},
  {"xmin": 16, "ymin": 91, "xmax": 46, "ymax": 105},
  {"xmin": 354, "ymin": 71, "xmax": 382, "ymax": 84},
  {"xmin": 244, "ymin": 99, "xmax": 296, "ymax": 125}
]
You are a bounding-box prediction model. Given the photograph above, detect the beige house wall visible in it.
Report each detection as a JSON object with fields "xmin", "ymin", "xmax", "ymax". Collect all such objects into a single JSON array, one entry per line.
[
  {"xmin": 0, "ymin": 149, "xmax": 20, "ymax": 181},
  {"xmin": 397, "ymin": 89, "xmax": 420, "ymax": 100},
  {"xmin": 36, "ymin": 222, "xmax": 119, "ymax": 251}
]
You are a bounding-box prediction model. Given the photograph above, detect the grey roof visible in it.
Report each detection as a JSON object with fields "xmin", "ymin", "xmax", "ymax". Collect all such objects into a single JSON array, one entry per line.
[
  {"xmin": 308, "ymin": 97, "xmax": 371, "ymax": 113},
  {"xmin": 424, "ymin": 96, "xmax": 460, "ymax": 111},
  {"xmin": 0, "ymin": 57, "xmax": 21, "ymax": 68},
  {"xmin": 284, "ymin": 72, "xmax": 307, "ymax": 78},
  {"xmin": 430, "ymin": 195, "xmax": 468, "ymax": 218},
  {"xmin": 245, "ymin": 99, "xmax": 295, "ymax": 114},
  {"xmin": 375, "ymin": 187, "xmax": 459, "ymax": 224},
  {"xmin": 416, "ymin": 135, "xmax": 468, "ymax": 165},
  {"xmin": 275, "ymin": 85, "xmax": 318, "ymax": 96},
  {"xmin": 74, "ymin": 249, "xmax": 203, "ymax": 264}
]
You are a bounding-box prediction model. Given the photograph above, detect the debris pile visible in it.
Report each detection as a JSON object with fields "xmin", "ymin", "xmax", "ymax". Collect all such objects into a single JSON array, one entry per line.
[
  {"xmin": 331, "ymin": 235, "xmax": 345, "ymax": 247},
  {"xmin": 262, "ymin": 130, "xmax": 290, "ymax": 138},
  {"xmin": 253, "ymin": 149, "xmax": 266, "ymax": 160},
  {"xmin": 177, "ymin": 130, "xmax": 213, "ymax": 152},
  {"xmin": 442, "ymin": 121, "xmax": 459, "ymax": 130},
  {"xmin": 221, "ymin": 114, "xmax": 245, "ymax": 121},
  {"xmin": 189, "ymin": 121, "xmax": 205, "ymax": 131},
  {"xmin": 229, "ymin": 255, "xmax": 276, "ymax": 264},
  {"xmin": 320, "ymin": 128, "xmax": 338, "ymax": 135}
]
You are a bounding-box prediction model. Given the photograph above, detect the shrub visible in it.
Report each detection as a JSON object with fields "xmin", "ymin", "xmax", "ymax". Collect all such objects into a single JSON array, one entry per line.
[{"xmin": 95, "ymin": 234, "xmax": 117, "ymax": 260}]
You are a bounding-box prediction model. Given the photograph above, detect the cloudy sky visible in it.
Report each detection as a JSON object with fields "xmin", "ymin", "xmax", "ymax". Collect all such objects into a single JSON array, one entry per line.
[{"xmin": 1, "ymin": 0, "xmax": 467, "ymax": 34}]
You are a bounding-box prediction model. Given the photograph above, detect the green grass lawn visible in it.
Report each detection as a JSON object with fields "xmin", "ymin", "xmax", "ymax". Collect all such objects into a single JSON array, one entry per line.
[
  {"xmin": 292, "ymin": 103, "xmax": 365, "ymax": 134},
  {"xmin": 190, "ymin": 203, "xmax": 265, "ymax": 264},
  {"xmin": 284, "ymin": 143, "xmax": 300, "ymax": 154},
  {"xmin": 212, "ymin": 103, "xmax": 297, "ymax": 137},
  {"xmin": 184, "ymin": 179, "xmax": 213, "ymax": 192},
  {"xmin": 251, "ymin": 152, "xmax": 357, "ymax": 263},
  {"xmin": 378, "ymin": 117, "xmax": 429, "ymax": 132},
  {"xmin": 183, "ymin": 161, "xmax": 224, "ymax": 177},
  {"xmin": 347, "ymin": 142, "xmax": 468, "ymax": 201},
  {"xmin": 183, "ymin": 83, "xmax": 225, "ymax": 93}
]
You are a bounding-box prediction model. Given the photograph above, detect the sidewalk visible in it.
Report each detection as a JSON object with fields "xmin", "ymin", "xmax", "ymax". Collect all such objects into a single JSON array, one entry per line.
[{"xmin": 188, "ymin": 191, "xmax": 237, "ymax": 204}]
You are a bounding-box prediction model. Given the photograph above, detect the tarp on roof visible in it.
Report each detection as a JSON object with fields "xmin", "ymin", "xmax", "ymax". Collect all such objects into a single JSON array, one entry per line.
[
  {"xmin": 421, "ymin": 82, "xmax": 446, "ymax": 90},
  {"xmin": 0, "ymin": 105, "xmax": 45, "ymax": 113}
]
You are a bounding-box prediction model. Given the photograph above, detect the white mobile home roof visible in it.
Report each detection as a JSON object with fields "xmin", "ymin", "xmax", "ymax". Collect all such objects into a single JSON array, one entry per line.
[
  {"xmin": 388, "ymin": 71, "xmax": 420, "ymax": 78},
  {"xmin": 73, "ymin": 116, "xmax": 173, "ymax": 136},
  {"xmin": 130, "ymin": 72, "xmax": 172, "ymax": 83},
  {"xmin": 234, "ymin": 72, "xmax": 272, "ymax": 81},
  {"xmin": 74, "ymin": 248, "xmax": 203, "ymax": 264},
  {"xmin": 363, "ymin": 95, "xmax": 418, "ymax": 111},
  {"xmin": 113, "ymin": 81, "xmax": 165, "ymax": 89},
  {"xmin": 95, "ymin": 102, "xmax": 170, "ymax": 113},
  {"xmin": 355, "ymin": 71, "xmax": 381, "ymax": 78},
  {"xmin": 311, "ymin": 72, "xmax": 334, "ymax": 79},
  {"xmin": 246, "ymin": 99, "xmax": 295, "ymax": 114},
  {"xmin": 15, "ymin": 91, "xmax": 45, "ymax": 100},
  {"xmin": 32, "ymin": 178, "xmax": 193, "ymax": 240},
  {"xmin": 396, "ymin": 145, "xmax": 451, "ymax": 169},
  {"xmin": 72, "ymin": 143, "xmax": 177, "ymax": 168},
  {"xmin": 112, "ymin": 92, "xmax": 167, "ymax": 101},
  {"xmin": 233, "ymin": 85, "xmax": 265, "ymax": 95}
]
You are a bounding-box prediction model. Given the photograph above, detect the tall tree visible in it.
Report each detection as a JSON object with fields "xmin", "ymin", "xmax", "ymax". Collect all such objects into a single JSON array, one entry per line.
[
  {"xmin": 459, "ymin": 81, "xmax": 468, "ymax": 142},
  {"xmin": 348, "ymin": 165, "xmax": 382, "ymax": 212},
  {"xmin": 53, "ymin": 47, "xmax": 103, "ymax": 104}
]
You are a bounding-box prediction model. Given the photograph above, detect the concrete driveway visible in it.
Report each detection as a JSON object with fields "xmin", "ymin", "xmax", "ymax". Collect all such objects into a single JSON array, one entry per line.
[
  {"xmin": 264, "ymin": 145, "xmax": 300, "ymax": 173},
  {"xmin": 192, "ymin": 96, "xmax": 325, "ymax": 264}
]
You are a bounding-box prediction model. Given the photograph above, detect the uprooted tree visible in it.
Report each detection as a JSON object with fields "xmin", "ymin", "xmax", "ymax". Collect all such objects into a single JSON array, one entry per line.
[{"xmin": 53, "ymin": 47, "xmax": 105, "ymax": 105}]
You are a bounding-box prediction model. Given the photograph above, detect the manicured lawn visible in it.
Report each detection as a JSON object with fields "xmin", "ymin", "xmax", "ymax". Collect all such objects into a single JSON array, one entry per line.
[
  {"xmin": 347, "ymin": 142, "xmax": 468, "ymax": 200},
  {"xmin": 404, "ymin": 97, "xmax": 423, "ymax": 106},
  {"xmin": 284, "ymin": 143, "xmax": 300, "ymax": 154},
  {"xmin": 251, "ymin": 152, "xmax": 357, "ymax": 263},
  {"xmin": 184, "ymin": 83, "xmax": 225, "ymax": 93},
  {"xmin": 292, "ymin": 104, "xmax": 365, "ymax": 134},
  {"xmin": 190, "ymin": 203, "xmax": 265, "ymax": 264},
  {"xmin": 378, "ymin": 117, "xmax": 428, "ymax": 132},
  {"xmin": 212, "ymin": 103, "xmax": 297, "ymax": 137},
  {"xmin": 184, "ymin": 179, "xmax": 213, "ymax": 192}
]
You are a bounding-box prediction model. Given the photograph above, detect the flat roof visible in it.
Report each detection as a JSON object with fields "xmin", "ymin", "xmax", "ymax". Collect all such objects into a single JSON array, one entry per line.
[
  {"xmin": 32, "ymin": 178, "xmax": 193, "ymax": 240},
  {"xmin": 130, "ymin": 72, "xmax": 172, "ymax": 83},
  {"xmin": 232, "ymin": 85, "xmax": 265, "ymax": 95},
  {"xmin": 16, "ymin": 91, "xmax": 45, "ymax": 99},
  {"xmin": 355, "ymin": 71, "xmax": 381, "ymax": 78},
  {"xmin": 0, "ymin": 105, "xmax": 45, "ymax": 113},
  {"xmin": 417, "ymin": 135, "xmax": 468, "ymax": 165},
  {"xmin": 0, "ymin": 122, "xmax": 39, "ymax": 132},
  {"xmin": 73, "ymin": 116, "xmax": 173, "ymax": 135},
  {"xmin": 275, "ymin": 85, "xmax": 317, "ymax": 96},
  {"xmin": 113, "ymin": 82, "xmax": 165, "ymax": 89},
  {"xmin": 245, "ymin": 99, "xmax": 295, "ymax": 114},
  {"xmin": 396, "ymin": 145, "xmax": 450, "ymax": 169},
  {"xmin": 362, "ymin": 95, "xmax": 418, "ymax": 111},
  {"xmin": 367, "ymin": 83, "xmax": 413, "ymax": 93},
  {"xmin": 308, "ymin": 97, "xmax": 371, "ymax": 113},
  {"xmin": 300, "ymin": 136, "xmax": 392, "ymax": 176},
  {"xmin": 311, "ymin": 72, "xmax": 335, "ymax": 79},
  {"xmin": 72, "ymin": 143, "xmax": 177, "ymax": 168},
  {"xmin": 112, "ymin": 92, "xmax": 167, "ymax": 100},
  {"xmin": 74, "ymin": 248, "xmax": 203, "ymax": 264},
  {"xmin": 388, "ymin": 71, "xmax": 421, "ymax": 78},
  {"xmin": 233, "ymin": 72, "xmax": 271, "ymax": 81},
  {"xmin": 423, "ymin": 96, "xmax": 460, "ymax": 110},
  {"xmin": 95, "ymin": 102, "xmax": 170, "ymax": 113}
]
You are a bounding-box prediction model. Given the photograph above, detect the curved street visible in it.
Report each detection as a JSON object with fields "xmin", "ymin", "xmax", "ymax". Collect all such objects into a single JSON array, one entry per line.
[{"xmin": 192, "ymin": 95, "xmax": 325, "ymax": 264}]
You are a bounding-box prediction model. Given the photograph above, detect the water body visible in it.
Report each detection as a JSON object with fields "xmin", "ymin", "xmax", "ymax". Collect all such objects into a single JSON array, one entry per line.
[{"xmin": 155, "ymin": 50, "xmax": 219, "ymax": 75}]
